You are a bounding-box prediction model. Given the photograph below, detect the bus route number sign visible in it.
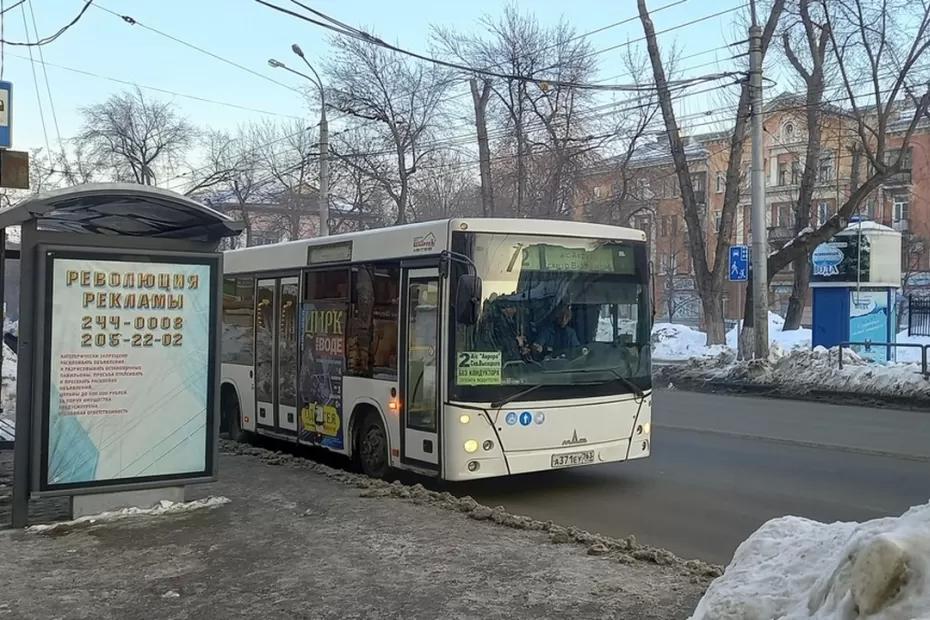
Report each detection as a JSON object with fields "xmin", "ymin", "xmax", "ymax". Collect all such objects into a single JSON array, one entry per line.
[{"xmin": 456, "ymin": 351, "xmax": 502, "ymax": 385}]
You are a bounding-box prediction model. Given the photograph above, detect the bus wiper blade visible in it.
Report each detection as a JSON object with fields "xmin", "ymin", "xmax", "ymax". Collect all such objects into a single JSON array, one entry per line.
[
  {"xmin": 490, "ymin": 383, "xmax": 545, "ymax": 410},
  {"xmin": 573, "ymin": 366, "xmax": 645, "ymax": 400}
]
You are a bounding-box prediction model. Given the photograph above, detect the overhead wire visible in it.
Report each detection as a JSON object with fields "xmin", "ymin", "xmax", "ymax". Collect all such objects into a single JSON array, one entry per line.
[
  {"xmin": 91, "ymin": 2, "xmax": 304, "ymax": 95},
  {"xmin": 26, "ymin": 0, "xmax": 66, "ymax": 161},
  {"xmin": 1, "ymin": 0, "xmax": 91, "ymax": 46},
  {"xmin": 255, "ymin": 0, "xmax": 742, "ymax": 93},
  {"xmin": 6, "ymin": 52, "xmax": 306, "ymax": 120},
  {"xmin": 19, "ymin": 2, "xmax": 50, "ymax": 157}
]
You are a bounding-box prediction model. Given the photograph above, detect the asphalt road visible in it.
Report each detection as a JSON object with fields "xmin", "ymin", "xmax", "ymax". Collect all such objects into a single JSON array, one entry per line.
[{"xmin": 452, "ymin": 390, "xmax": 930, "ymax": 565}]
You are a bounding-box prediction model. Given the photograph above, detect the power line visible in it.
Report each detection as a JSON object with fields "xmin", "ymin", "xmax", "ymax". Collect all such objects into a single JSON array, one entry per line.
[
  {"xmin": 1, "ymin": 0, "xmax": 91, "ymax": 46},
  {"xmin": 26, "ymin": 0, "xmax": 66, "ymax": 160},
  {"xmin": 19, "ymin": 2, "xmax": 50, "ymax": 156},
  {"xmin": 6, "ymin": 52, "xmax": 306, "ymax": 120},
  {"xmin": 256, "ymin": 0, "xmax": 742, "ymax": 93},
  {"xmin": 91, "ymin": 2, "xmax": 304, "ymax": 95}
]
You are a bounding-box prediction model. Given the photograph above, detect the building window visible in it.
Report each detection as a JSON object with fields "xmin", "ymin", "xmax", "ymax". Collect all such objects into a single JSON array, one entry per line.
[
  {"xmin": 817, "ymin": 201, "xmax": 832, "ymax": 226},
  {"xmin": 886, "ymin": 148, "xmax": 913, "ymax": 172},
  {"xmin": 893, "ymin": 195, "xmax": 910, "ymax": 223},
  {"xmin": 660, "ymin": 215, "xmax": 678, "ymax": 237},
  {"xmin": 818, "ymin": 152, "xmax": 834, "ymax": 182},
  {"xmin": 778, "ymin": 162, "xmax": 789, "ymax": 186},
  {"xmin": 771, "ymin": 204, "xmax": 794, "ymax": 228},
  {"xmin": 714, "ymin": 211, "xmax": 723, "ymax": 233},
  {"xmin": 791, "ymin": 161, "xmax": 800, "ymax": 185},
  {"xmin": 783, "ymin": 122, "xmax": 795, "ymax": 140},
  {"xmin": 593, "ymin": 185, "xmax": 604, "ymax": 199},
  {"xmin": 715, "ymin": 171, "xmax": 725, "ymax": 193}
]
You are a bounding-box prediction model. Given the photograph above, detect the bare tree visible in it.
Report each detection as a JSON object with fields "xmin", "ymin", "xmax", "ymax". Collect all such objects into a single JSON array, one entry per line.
[
  {"xmin": 408, "ymin": 151, "xmax": 481, "ymax": 221},
  {"xmin": 327, "ymin": 35, "xmax": 451, "ymax": 225},
  {"xmin": 779, "ymin": 0, "xmax": 832, "ymax": 330},
  {"xmin": 743, "ymin": 0, "xmax": 930, "ymax": 337},
  {"xmin": 638, "ymin": 0, "xmax": 786, "ymax": 344},
  {"xmin": 78, "ymin": 88, "xmax": 195, "ymax": 186},
  {"xmin": 470, "ymin": 77, "xmax": 496, "ymax": 216}
]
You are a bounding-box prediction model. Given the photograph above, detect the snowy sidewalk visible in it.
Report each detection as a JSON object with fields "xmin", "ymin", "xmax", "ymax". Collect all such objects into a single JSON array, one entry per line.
[{"xmin": 0, "ymin": 443, "xmax": 713, "ymax": 619}]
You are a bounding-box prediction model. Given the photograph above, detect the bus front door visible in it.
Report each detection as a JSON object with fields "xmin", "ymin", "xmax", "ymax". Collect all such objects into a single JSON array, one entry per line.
[{"xmin": 401, "ymin": 268, "xmax": 440, "ymax": 470}]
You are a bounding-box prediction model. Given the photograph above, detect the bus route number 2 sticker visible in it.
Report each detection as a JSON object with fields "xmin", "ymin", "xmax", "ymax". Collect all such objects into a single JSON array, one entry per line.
[{"xmin": 457, "ymin": 351, "xmax": 502, "ymax": 385}]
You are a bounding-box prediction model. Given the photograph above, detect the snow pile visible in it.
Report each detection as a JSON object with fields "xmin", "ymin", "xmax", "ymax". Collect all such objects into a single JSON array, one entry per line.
[
  {"xmin": 691, "ymin": 501, "xmax": 930, "ymax": 620},
  {"xmin": 26, "ymin": 496, "xmax": 231, "ymax": 533},
  {"xmin": 663, "ymin": 345, "xmax": 930, "ymax": 401},
  {"xmin": 1, "ymin": 341, "xmax": 15, "ymax": 424},
  {"xmin": 652, "ymin": 313, "xmax": 811, "ymax": 361},
  {"xmin": 653, "ymin": 323, "xmax": 728, "ymax": 360}
]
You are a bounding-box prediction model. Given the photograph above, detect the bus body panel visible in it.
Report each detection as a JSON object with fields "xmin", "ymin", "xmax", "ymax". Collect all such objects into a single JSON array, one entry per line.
[
  {"xmin": 342, "ymin": 376, "xmax": 399, "ymax": 464},
  {"xmin": 221, "ymin": 363, "xmax": 256, "ymax": 432}
]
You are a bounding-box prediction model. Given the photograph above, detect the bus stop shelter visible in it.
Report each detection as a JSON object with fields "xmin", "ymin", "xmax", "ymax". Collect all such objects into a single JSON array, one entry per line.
[{"xmin": 0, "ymin": 183, "xmax": 241, "ymax": 527}]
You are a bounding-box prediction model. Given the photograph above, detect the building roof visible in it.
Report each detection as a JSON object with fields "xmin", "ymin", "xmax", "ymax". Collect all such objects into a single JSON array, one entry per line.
[{"xmin": 0, "ymin": 183, "xmax": 242, "ymax": 241}]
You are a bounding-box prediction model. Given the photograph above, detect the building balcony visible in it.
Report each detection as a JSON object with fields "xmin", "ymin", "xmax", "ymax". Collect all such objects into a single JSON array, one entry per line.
[
  {"xmin": 893, "ymin": 219, "xmax": 909, "ymax": 233},
  {"xmin": 884, "ymin": 171, "xmax": 912, "ymax": 187}
]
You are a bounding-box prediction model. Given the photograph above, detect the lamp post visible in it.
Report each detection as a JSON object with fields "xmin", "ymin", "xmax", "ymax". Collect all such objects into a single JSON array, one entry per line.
[{"xmin": 268, "ymin": 47, "xmax": 329, "ymax": 237}]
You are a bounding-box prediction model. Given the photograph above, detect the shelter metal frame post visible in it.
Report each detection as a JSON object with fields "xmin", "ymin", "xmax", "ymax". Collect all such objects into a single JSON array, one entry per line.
[{"xmin": 11, "ymin": 220, "xmax": 36, "ymax": 527}]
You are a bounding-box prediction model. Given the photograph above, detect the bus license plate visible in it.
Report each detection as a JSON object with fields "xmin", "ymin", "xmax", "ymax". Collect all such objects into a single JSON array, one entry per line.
[{"xmin": 551, "ymin": 450, "xmax": 595, "ymax": 468}]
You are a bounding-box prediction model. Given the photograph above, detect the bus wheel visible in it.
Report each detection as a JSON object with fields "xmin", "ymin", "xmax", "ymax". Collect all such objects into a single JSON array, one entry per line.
[
  {"xmin": 357, "ymin": 411, "xmax": 389, "ymax": 479},
  {"xmin": 221, "ymin": 386, "xmax": 251, "ymax": 444}
]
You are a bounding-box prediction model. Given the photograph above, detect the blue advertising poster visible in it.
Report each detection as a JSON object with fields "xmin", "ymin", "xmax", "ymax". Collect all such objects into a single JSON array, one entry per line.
[
  {"xmin": 299, "ymin": 302, "xmax": 345, "ymax": 450},
  {"xmin": 849, "ymin": 290, "xmax": 889, "ymax": 362},
  {"xmin": 46, "ymin": 257, "xmax": 212, "ymax": 487}
]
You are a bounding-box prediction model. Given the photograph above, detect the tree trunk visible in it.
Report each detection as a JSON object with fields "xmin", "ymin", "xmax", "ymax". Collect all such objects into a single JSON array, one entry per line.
[
  {"xmin": 470, "ymin": 78, "xmax": 495, "ymax": 217},
  {"xmin": 783, "ymin": 260, "xmax": 810, "ymax": 330}
]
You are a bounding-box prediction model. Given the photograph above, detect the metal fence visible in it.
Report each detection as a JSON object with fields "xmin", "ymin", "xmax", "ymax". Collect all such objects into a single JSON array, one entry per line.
[
  {"xmin": 838, "ymin": 340, "xmax": 929, "ymax": 377},
  {"xmin": 908, "ymin": 295, "xmax": 930, "ymax": 337}
]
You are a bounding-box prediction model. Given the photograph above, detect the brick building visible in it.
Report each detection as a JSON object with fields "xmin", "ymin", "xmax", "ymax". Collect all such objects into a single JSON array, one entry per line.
[{"xmin": 576, "ymin": 94, "xmax": 930, "ymax": 328}]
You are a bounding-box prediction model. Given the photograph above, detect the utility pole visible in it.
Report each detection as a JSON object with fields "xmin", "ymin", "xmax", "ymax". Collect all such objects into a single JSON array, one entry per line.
[
  {"xmin": 318, "ymin": 104, "xmax": 329, "ymax": 237},
  {"xmin": 749, "ymin": 22, "xmax": 770, "ymax": 358}
]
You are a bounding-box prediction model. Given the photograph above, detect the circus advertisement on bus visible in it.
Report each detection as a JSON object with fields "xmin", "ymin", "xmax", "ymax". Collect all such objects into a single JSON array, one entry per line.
[{"xmin": 299, "ymin": 301, "xmax": 346, "ymax": 450}]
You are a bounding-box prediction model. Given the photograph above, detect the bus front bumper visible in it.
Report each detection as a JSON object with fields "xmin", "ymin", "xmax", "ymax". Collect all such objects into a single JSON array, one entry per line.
[{"xmin": 444, "ymin": 435, "xmax": 650, "ymax": 481}]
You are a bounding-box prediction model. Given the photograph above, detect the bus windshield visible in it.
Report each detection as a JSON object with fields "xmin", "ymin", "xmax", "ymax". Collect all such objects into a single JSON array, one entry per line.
[{"xmin": 451, "ymin": 231, "xmax": 651, "ymax": 403}]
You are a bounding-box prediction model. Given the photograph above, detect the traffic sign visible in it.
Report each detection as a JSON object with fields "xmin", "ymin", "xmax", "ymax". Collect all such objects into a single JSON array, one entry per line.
[
  {"xmin": 0, "ymin": 81, "xmax": 11, "ymax": 148},
  {"xmin": 729, "ymin": 245, "xmax": 749, "ymax": 281}
]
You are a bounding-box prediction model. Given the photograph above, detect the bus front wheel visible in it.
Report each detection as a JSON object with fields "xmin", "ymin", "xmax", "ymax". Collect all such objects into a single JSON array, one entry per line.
[{"xmin": 357, "ymin": 411, "xmax": 389, "ymax": 479}]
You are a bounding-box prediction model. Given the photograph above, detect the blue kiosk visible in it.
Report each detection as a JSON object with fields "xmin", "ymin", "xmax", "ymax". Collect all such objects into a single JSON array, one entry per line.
[{"xmin": 810, "ymin": 220, "xmax": 902, "ymax": 361}]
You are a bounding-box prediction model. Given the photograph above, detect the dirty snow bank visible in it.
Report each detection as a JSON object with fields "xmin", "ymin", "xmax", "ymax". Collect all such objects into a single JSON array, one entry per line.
[
  {"xmin": 653, "ymin": 313, "xmax": 811, "ymax": 361},
  {"xmin": 219, "ymin": 439, "xmax": 723, "ymax": 580},
  {"xmin": 26, "ymin": 496, "xmax": 230, "ymax": 533},
  {"xmin": 661, "ymin": 345, "xmax": 930, "ymax": 400},
  {"xmin": 691, "ymin": 501, "xmax": 930, "ymax": 620}
]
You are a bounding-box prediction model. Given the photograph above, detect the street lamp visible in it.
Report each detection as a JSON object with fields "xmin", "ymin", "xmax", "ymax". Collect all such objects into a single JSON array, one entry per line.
[{"xmin": 268, "ymin": 49, "xmax": 330, "ymax": 237}]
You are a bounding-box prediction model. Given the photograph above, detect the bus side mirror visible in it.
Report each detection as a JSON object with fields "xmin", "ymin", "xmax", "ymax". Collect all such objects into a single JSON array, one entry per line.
[{"xmin": 455, "ymin": 274, "xmax": 482, "ymax": 325}]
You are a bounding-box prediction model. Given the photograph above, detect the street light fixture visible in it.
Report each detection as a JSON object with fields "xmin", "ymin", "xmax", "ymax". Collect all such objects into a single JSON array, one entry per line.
[{"xmin": 268, "ymin": 51, "xmax": 330, "ymax": 237}]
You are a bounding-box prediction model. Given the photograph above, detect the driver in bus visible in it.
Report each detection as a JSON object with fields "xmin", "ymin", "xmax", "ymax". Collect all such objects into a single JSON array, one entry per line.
[
  {"xmin": 533, "ymin": 304, "xmax": 582, "ymax": 359},
  {"xmin": 487, "ymin": 298, "xmax": 530, "ymax": 362}
]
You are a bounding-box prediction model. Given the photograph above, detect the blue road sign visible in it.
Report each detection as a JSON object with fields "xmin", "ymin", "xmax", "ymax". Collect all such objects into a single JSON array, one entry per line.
[
  {"xmin": 0, "ymin": 81, "xmax": 11, "ymax": 148},
  {"xmin": 729, "ymin": 245, "xmax": 749, "ymax": 281}
]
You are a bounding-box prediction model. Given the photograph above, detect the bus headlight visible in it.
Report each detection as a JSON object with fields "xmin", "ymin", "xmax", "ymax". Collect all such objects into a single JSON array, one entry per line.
[
  {"xmin": 464, "ymin": 439, "xmax": 479, "ymax": 453},
  {"xmin": 643, "ymin": 422, "xmax": 651, "ymax": 435},
  {"xmin": 459, "ymin": 414, "xmax": 471, "ymax": 424}
]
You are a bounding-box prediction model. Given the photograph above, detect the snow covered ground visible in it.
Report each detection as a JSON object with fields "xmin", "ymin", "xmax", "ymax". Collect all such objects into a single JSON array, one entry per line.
[
  {"xmin": 653, "ymin": 312, "xmax": 812, "ymax": 361},
  {"xmin": 662, "ymin": 345, "xmax": 930, "ymax": 401},
  {"xmin": 692, "ymin": 501, "xmax": 930, "ymax": 620}
]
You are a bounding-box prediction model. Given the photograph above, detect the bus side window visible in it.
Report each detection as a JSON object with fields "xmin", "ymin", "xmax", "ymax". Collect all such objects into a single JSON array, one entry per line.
[
  {"xmin": 222, "ymin": 276, "xmax": 255, "ymax": 365},
  {"xmin": 346, "ymin": 264, "xmax": 399, "ymax": 379}
]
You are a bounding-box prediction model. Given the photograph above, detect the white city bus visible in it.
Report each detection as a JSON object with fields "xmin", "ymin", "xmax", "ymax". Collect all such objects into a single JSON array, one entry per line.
[{"xmin": 220, "ymin": 218, "xmax": 652, "ymax": 480}]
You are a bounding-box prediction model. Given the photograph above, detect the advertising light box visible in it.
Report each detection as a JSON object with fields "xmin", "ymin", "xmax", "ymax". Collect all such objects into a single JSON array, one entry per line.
[{"xmin": 40, "ymin": 251, "xmax": 217, "ymax": 491}]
